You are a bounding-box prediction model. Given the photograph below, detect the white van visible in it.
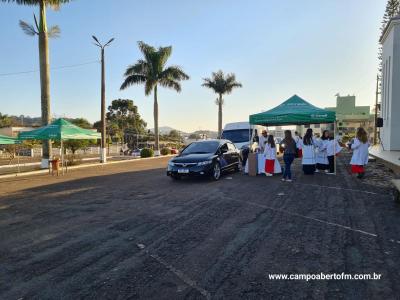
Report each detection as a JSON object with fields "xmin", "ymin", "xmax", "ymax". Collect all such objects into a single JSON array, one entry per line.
[{"xmin": 221, "ymin": 122, "xmax": 264, "ymax": 150}]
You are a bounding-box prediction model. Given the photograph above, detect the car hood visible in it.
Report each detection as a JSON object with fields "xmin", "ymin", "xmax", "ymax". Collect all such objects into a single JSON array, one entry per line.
[{"xmin": 172, "ymin": 153, "xmax": 215, "ymax": 163}]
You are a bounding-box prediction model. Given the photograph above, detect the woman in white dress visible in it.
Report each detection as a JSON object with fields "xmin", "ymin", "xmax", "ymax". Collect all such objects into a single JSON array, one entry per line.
[
  {"xmin": 299, "ymin": 128, "xmax": 316, "ymax": 175},
  {"xmin": 263, "ymin": 134, "xmax": 276, "ymax": 176},
  {"xmin": 350, "ymin": 127, "xmax": 369, "ymax": 179},
  {"xmin": 315, "ymin": 130, "xmax": 329, "ymax": 172}
]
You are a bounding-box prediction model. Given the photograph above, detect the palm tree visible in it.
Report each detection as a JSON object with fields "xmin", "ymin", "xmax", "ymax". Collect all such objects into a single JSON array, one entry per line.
[
  {"xmin": 2, "ymin": 0, "xmax": 71, "ymax": 165},
  {"xmin": 120, "ymin": 41, "xmax": 189, "ymax": 152},
  {"xmin": 202, "ymin": 70, "xmax": 242, "ymax": 138}
]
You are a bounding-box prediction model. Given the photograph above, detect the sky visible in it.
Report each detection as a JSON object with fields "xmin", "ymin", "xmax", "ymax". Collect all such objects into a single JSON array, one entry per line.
[{"xmin": 0, "ymin": 0, "xmax": 387, "ymax": 132}]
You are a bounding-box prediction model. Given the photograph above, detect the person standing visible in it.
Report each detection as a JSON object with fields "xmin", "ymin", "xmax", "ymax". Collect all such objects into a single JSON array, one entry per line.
[
  {"xmin": 326, "ymin": 134, "xmax": 342, "ymax": 174},
  {"xmin": 258, "ymin": 129, "xmax": 268, "ymax": 152},
  {"xmin": 350, "ymin": 127, "xmax": 369, "ymax": 179},
  {"xmin": 264, "ymin": 134, "xmax": 276, "ymax": 176},
  {"xmin": 280, "ymin": 130, "xmax": 296, "ymax": 182},
  {"xmin": 294, "ymin": 131, "xmax": 303, "ymax": 158},
  {"xmin": 299, "ymin": 128, "xmax": 316, "ymax": 175},
  {"xmin": 315, "ymin": 130, "xmax": 329, "ymax": 172}
]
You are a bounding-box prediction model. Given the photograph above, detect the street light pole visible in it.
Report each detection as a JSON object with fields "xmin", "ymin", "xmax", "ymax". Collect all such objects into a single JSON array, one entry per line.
[{"xmin": 93, "ymin": 35, "xmax": 114, "ymax": 163}]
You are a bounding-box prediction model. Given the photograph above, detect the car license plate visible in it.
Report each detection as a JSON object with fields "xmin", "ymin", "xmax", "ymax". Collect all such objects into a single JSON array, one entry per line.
[{"xmin": 178, "ymin": 168, "xmax": 189, "ymax": 174}]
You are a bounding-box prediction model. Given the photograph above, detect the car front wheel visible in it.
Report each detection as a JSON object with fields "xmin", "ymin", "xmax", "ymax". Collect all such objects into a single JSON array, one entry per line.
[{"xmin": 211, "ymin": 162, "xmax": 221, "ymax": 181}]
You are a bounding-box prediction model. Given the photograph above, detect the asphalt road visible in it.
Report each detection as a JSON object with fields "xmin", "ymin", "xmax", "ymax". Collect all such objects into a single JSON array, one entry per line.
[{"xmin": 0, "ymin": 155, "xmax": 400, "ymax": 299}]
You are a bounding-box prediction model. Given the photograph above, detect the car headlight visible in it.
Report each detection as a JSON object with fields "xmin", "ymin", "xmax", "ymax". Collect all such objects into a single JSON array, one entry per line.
[
  {"xmin": 197, "ymin": 160, "xmax": 212, "ymax": 166},
  {"xmin": 168, "ymin": 161, "xmax": 175, "ymax": 167}
]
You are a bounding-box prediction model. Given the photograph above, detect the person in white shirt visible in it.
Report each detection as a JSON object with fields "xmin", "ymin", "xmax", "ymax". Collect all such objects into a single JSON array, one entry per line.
[
  {"xmin": 263, "ymin": 134, "xmax": 276, "ymax": 176},
  {"xmin": 315, "ymin": 130, "xmax": 329, "ymax": 172},
  {"xmin": 298, "ymin": 128, "xmax": 316, "ymax": 175},
  {"xmin": 258, "ymin": 130, "xmax": 268, "ymax": 152},
  {"xmin": 294, "ymin": 131, "xmax": 303, "ymax": 158},
  {"xmin": 350, "ymin": 127, "xmax": 369, "ymax": 179},
  {"xmin": 326, "ymin": 134, "xmax": 343, "ymax": 174}
]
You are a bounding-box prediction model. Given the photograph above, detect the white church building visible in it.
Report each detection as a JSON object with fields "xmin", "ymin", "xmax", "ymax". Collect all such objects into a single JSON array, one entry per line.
[{"xmin": 379, "ymin": 16, "xmax": 400, "ymax": 151}]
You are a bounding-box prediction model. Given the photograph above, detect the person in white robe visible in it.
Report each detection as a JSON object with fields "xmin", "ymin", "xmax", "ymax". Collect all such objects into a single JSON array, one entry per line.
[
  {"xmin": 299, "ymin": 128, "xmax": 316, "ymax": 175},
  {"xmin": 326, "ymin": 135, "xmax": 343, "ymax": 174},
  {"xmin": 258, "ymin": 130, "xmax": 268, "ymax": 152},
  {"xmin": 263, "ymin": 135, "xmax": 277, "ymax": 176},
  {"xmin": 350, "ymin": 127, "xmax": 369, "ymax": 179},
  {"xmin": 315, "ymin": 130, "xmax": 329, "ymax": 172}
]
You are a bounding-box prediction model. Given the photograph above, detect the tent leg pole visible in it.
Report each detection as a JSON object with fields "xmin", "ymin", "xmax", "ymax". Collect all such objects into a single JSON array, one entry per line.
[
  {"xmin": 61, "ymin": 140, "xmax": 64, "ymax": 176},
  {"xmin": 17, "ymin": 146, "xmax": 20, "ymax": 174}
]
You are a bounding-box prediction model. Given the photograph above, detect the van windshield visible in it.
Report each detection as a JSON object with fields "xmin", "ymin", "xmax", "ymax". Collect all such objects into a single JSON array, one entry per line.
[{"xmin": 221, "ymin": 129, "xmax": 250, "ymax": 143}]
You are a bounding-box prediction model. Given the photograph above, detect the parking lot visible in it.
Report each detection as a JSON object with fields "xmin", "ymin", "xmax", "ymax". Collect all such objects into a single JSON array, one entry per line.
[{"xmin": 1, "ymin": 155, "xmax": 400, "ymax": 299}]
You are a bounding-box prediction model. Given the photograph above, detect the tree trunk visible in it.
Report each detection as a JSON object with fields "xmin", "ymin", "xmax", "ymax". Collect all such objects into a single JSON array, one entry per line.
[
  {"xmin": 39, "ymin": 1, "xmax": 52, "ymax": 163},
  {"xmin": 154, "ymin": 85, "xmax": 159, "ymax": 151},
  {"xmin": 218, "ymin": 94, "xmax": 223, "ymax": 138}
]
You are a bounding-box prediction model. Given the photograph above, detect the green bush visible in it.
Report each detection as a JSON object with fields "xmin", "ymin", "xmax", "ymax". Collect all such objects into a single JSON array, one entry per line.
[
  {"xmin": 140, "ymin": 148, "xmax": 154, "ymax": 158},
  {"xmin": 160, "ymin": 147, "xmax": 171, "ymax": 155}
]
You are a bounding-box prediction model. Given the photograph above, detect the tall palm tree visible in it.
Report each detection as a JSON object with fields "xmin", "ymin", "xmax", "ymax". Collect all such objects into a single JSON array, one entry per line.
[
  {"xmin": 2, "ymin": 0, "xmax": 71, "ymax": 165},
  {"xmin": 202, "ymin": 70, "xmax": 242, "ymax": 138},
  {"xmin": 120, "ymin": 41, "xmax": 189, "ymax": 152}
]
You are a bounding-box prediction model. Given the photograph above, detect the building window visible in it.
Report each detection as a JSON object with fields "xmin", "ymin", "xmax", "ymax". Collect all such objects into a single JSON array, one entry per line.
[
  {"xmin": 304, "ymin": 124, "xmax": 310, "ymax": 128},
  {"xmin": 314, "ymin": 124, "xmax": 320, "ymax": 128}
]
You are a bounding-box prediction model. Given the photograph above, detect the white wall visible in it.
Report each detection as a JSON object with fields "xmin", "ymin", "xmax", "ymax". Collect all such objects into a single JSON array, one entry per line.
[{"xmin": 381, "ymin": 19, "xmax": 400, "ymax": 150}]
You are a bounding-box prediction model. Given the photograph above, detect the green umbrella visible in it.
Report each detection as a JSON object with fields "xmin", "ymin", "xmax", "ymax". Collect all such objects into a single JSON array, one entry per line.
[
  {"xmin": 19, "ymin": 118, "xmax": 101, "ymax": 175},
  {"xmin": 0, "ymin": 134, "xmax": 20, "ymax": 145},
  {"xmin": 18, "ymin": 118, "xmax": 101, "ymax": 140}
]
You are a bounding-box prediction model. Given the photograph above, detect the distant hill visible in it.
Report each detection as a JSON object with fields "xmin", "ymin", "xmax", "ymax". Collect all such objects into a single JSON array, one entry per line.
[
  {"xmin": 149, "ymin": 126, "xmax": 218, "ymax": 138},
  {"xmin": 4, "ymin": 115, "xmax": 42, "ymax": 127},
  {"xmin": 149, "ymin": 126, "xmax": 187, "ymax": 135},
  {"xmin": 191, "ymin": 130, "xmax": 218, "ymax": 139}
]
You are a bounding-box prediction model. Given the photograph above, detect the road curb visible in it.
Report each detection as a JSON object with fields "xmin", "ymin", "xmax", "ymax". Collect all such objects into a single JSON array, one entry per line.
[{"xmin": 0, "ymin": 155, "xmax": 174, "ymax": 180}]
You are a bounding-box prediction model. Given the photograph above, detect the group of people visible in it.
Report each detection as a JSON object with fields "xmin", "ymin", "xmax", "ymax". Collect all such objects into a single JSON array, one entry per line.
[{"xmin": 256, "ymin": 127, "xmax": 370, "ymax": 182}]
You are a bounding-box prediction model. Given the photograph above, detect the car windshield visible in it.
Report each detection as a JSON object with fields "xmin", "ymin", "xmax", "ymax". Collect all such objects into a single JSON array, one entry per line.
[
  {"xmin": 181, "ymin": 141, "xmax": 219, "ymax": 155},
  {"xmin": 221, "ymin": 129, "xmax": 250, "ymax": 143}
]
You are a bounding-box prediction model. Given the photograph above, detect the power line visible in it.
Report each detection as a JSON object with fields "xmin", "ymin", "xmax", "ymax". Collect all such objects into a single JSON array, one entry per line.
[{"xmin": 0, "ymin": 60, "xmax": 100, "ymax": 77}]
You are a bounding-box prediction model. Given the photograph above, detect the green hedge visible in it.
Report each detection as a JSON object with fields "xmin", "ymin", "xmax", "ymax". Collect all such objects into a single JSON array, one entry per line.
[
  {"xmin": 140, "ymin": 148, "xmax": 154, "ymax": 158},
  {"xmin": 160, "ymin": 147, "xmax": 171, "ymax": 155}
]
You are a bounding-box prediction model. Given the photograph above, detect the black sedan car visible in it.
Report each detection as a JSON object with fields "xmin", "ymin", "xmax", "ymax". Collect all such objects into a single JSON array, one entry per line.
[{"xmin": 167, "ymin": 139, "xmax": 240, "ymax": 180}]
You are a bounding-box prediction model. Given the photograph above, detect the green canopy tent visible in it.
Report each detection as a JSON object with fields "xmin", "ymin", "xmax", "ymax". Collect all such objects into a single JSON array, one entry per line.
[
  {"xmin": 0, "ymin": 134, "xmax": 21, "ymax": 173},
  {"xmin": 0, "ymin": 134, "xmax": 20, "ymax": 145},
  {"xmin": 19, "ymin": 118, "xmax": 101, "ymax": 174},
  {"xmin": 249, "ymin": 95, "xmax": 336, "ymax": 126},
  {"xmin": 249, "ymin": 95, "xmax": 338, "ymax": 174}
]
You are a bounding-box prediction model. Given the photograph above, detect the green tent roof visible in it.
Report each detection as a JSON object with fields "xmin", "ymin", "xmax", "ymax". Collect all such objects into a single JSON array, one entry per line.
[
  {"xmin": 249, "ymin": 95, "xmax": 336, "ymax": 126},
  {"xmin": 0, "ymin": 134, "xmax": 20, "ymax": 145},
  {"xmin": 18, "ymin": 118, "xmax": 101, "ymax": 140}
]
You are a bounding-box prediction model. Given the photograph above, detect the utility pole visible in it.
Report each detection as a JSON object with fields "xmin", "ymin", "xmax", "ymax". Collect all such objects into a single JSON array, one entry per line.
[
  {"xmin": 92, "ymin": 36, "xmax": 114, "ymax": 163},
  {"xmin": 374, "ymin": 74, "xmax": 379, "ymax": 145}
]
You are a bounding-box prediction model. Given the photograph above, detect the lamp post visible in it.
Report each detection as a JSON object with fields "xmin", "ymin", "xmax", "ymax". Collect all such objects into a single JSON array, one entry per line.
[{"xmin": 92, "ymin": 35, "xmax": 114, "ymax": 163}]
